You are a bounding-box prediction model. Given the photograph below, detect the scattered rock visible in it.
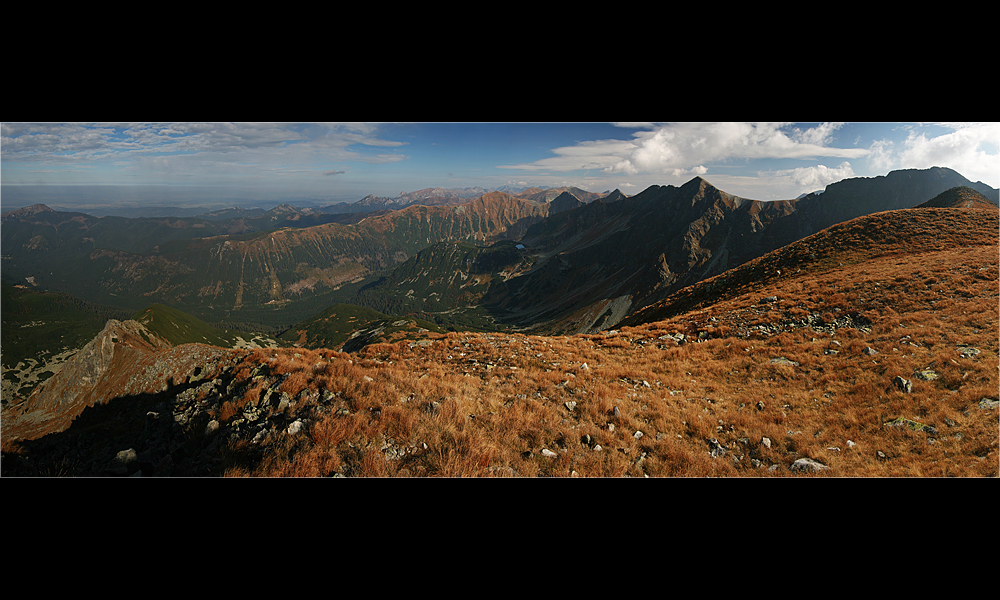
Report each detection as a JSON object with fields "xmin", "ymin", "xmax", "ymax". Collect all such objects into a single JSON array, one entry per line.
[
  {"xmin": 770, "ymin": 357, "xmax": 799, "ymax": 367},
  {"xmin": 112, "ymin": 448, "xmax": 138, "ymax": 476},
  {"xmin": 863, "ymin": 347, "xmax": 878, "ymax": 356},
  {"xmin": 914, "ymin": 369, "xmax": 938, "ymax": 381},
  {"xmin": 707, "ymin": 438, "xmax": 727, "ymax": 458},
  {"xmin": 541, "ymin": 448, "xmax": 558, "ymax": 458},
  {"xmin": 884, "ymin": 416, "xmax": 938, "ymax": 435},
  {"xmin": 978, "ymin": 398, "xmax": 998, "ymax": 410},
  {"xmin": 789, "ymin": 457, "xmax": 829, "ymax": 472},
  {"xmin": 564, "ymin": 401, "xmax": 577, "ymax": 411},
  {"xmin": 958, "ymin": 346, "xmax": 981, "ymax": 359},
  {"xmin": 891, "ymin": 376, "xmax": 913, "ymax": 394}
]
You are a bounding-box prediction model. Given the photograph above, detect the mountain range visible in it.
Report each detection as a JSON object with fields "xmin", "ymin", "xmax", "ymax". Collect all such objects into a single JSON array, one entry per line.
[
  {"xmin": 2, "ymin": 170, "xmax": 996, "ymax": 476},
  {"xmin": 3, "ymin": 167, "xmax": 999, "ymax": 455},
  {"xmin": 5, "ymin": 167, "xmax": 994, "ymax": 340}
]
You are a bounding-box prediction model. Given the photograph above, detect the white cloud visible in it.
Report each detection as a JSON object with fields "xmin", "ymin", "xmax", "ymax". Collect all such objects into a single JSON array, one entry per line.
[
  {"xmin": 790, "ymin": 122, "xmax": 845, "ymax": 146},
  {"xmin": 502, "ymin": 122, "xmax": 869, "ymax": 178},
  {"xmin": 785, "ymin": 161, "xmax": 856, "ymax": 189},
  {"xmin": 865, "ymin": 122, "xmax": 1000, "ymax": 187},
  {"xmin": 900, "ymin": 122, "xmax": 999, "ymax": 185}
]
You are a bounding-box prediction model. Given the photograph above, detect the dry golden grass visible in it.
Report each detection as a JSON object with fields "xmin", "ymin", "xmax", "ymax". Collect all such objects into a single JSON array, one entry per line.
[{"xmin": 217, "ymin": 208, "xmax": 998, "ymax": 477}]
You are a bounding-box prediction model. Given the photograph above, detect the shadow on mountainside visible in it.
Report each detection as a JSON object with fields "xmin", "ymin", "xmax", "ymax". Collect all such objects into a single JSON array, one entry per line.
[{"xmin": 3, "ymin": 374, "xmax": 234, "ymax": 477}]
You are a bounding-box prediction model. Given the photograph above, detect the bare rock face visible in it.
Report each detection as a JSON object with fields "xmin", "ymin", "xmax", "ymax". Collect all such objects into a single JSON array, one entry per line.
[{"xmin": 4, "ymin": 319, "xmax": 167, "ymax": 441}]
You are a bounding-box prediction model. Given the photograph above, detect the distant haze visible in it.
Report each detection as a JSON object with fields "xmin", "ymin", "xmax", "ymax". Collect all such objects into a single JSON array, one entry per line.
[{"xmin": 3, "ymin": 122, "xmax": 998, "ymax": 213}]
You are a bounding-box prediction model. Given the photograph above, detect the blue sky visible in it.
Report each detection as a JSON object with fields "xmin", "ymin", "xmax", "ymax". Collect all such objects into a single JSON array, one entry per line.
[{"xmin": 2, "ymin": 122, "xmax": 997, "ymax": 207}]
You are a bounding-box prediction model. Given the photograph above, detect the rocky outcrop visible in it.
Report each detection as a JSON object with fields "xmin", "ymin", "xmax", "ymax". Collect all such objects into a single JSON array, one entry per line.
[
  {"xmin": 1, "ymin": 346, "xmax": 332, "ymax": 476},
  {"xmin": 4, "ymin": 319, "xmax": 169, "ymax": 441}
]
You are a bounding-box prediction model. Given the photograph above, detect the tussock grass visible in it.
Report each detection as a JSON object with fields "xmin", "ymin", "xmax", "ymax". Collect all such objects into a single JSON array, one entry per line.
[{"xmin": 219, "ymin": 208, "xmax": 998, "ymax": 477}]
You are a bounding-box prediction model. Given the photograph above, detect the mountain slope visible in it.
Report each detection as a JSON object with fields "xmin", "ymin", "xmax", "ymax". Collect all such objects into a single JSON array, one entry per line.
[
  {"xmin": 278, "ymin": 303, "xmax": 445, "ymax": 351},
  {"xmin": 1, "ymin": 192, "xmax": 550, "ymax": 329},
  {"xmin": 478, "ymin": 177, "xmax": 797, "ymax": 333},
  {"xmin": 3, "ymin": 201, "xmax": 995, "ymax": 477},
  {"xmin": 914, "ymin": 186, "xmax": 998, "ymax": 210},
  {"xmin": 621, "ymin": 202, "xmax": 1000, "ymax": 329}
]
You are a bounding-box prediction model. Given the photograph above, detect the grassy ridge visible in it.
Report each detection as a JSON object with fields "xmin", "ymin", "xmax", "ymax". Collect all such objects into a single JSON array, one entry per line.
[
  {"xmin": 278, "ymin": 303, "xmax": 446, "ymax": 350},
  {"xmin": 1, "ymin": 282, "xmax": 131, "ymax": 369},
  {"xmin": 131, "ymin": 303, "xmax": 273, "ymax": 348}
]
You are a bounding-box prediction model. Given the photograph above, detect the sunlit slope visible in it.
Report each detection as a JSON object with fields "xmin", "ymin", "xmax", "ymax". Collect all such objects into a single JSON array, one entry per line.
[
  {"xmin": 621, "ymin": 204, "xmax": 999, "ymax": 329},
  {"xmin": 278, "ymin": 303, "xmax": 445, "ymax": 351}
]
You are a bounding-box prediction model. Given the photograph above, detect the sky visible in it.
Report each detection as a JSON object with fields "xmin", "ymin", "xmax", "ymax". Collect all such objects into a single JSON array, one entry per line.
[{"xmin": 2, "ymin": 122, "xmax": 998, "ymax": 209}]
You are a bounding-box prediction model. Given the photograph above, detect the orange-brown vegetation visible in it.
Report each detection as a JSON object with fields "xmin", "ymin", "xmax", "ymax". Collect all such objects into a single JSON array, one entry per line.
[{"xmin": 215, "ymin": 207, "xmax": 997, "ymax": 477}]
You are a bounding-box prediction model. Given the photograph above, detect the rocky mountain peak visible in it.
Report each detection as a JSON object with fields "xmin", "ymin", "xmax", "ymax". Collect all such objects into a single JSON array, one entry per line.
[
  {"xmin": 548, "ymin": 191, "xmax": 584, "ymax": 214},
  {"xmin": 1, "ymin": 203, "xmax": 55, "ymax": 221},
  {"xmin": 5, "ymin": 319, "xmax": 170, "ymax": 441}
]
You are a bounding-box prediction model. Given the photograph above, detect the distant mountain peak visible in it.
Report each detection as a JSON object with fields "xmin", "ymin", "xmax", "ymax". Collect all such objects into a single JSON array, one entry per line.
[{"xmin": 2, "ymin": 203, "xmax": 54, "ymax": 218}]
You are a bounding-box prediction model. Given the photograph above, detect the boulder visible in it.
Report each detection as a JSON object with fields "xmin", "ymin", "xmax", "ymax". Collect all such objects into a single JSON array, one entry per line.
[{"xmin": 789, "ymin": 457, "xmax": 829, "ymax": 472}]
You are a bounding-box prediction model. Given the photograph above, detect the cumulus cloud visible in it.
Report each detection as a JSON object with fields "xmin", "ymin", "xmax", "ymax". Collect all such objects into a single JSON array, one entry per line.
[
  {"xmin": 866, "ymin": 122, "xmax": 1000, "ymax": 187},
  {"xmin": 790, "ymin": 122, "xmax": 845, "ymax": 146},
  {"xmin": 502, "ymin": 123, "xmax": 869, "ymax": 178},
  {"xmin": 785, "ymin": 161, "xmax": 856, "ymax": 189}
]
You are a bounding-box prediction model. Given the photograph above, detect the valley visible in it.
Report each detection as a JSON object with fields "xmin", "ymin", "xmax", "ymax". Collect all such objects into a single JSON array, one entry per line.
[{"xmin": 2, "ymin": 168, "xmax": 997, "ymax": 477}]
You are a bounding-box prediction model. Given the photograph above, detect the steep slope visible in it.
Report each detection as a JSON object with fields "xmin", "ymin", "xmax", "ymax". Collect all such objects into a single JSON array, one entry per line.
[
  {"xmin": 3, "ymin": 318, "xmax": 170, "ymax": 441},
  {"xmin": 350, "ymin": 240, "xmax": 534, "ymax": 331},
  {"xmin": 479, "ymin": 170, "xmax": 997, "ymax": 334},
  {"xmin": 483, "ymin": 177, "xmax": 796, "ymax": 333},
  {"xmin": 1, "ymin": 283, "xmax": 132, "ymax": 403},
  {"xmin": 548, "ymin": 191, "xmax": 586, "ymax": 214}
]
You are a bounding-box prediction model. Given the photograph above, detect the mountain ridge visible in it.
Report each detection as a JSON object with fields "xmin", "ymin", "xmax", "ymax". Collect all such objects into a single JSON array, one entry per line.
[{"xmin": 4, "ymin": 195, "xmax": 995, "ymax": 476}]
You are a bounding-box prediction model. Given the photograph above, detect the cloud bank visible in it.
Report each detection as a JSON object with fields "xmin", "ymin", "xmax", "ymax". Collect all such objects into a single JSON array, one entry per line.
[
  {"xmin": 866, "ymin": 122, "xmax": 1000, "ymax": 187},
  {"xmin": 498, "ymin": 123, "xmax": 869, "ymax": 179}
]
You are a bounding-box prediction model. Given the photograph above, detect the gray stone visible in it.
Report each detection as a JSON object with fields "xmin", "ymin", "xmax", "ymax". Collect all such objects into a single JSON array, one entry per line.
[
  {"xmin": 112, "ymin": 448, "xmax": 138, "ymax": 475},
  {"xmin": 892, "ymin": 376, "xmax": 913, "ymax": 394},
  {"xmin": 958, "ymin": 346, "xmax": 981, "ymax": 359},
  {"xmin": 789, "ymin": 457, "xmax": 829, "ymax": 472},
  {"xmin": 770, "ymin": 357, "xmax": 799, "ymax": 367},
  {"xmin": 707, "ymin": 438, "xmax": 727, "ymax": 458}
]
